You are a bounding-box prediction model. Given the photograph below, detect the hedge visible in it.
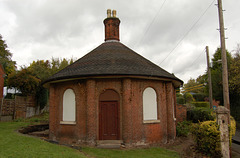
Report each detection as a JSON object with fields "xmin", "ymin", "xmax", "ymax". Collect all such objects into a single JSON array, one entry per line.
[
  {"xmin": 191, "ymin": 117, "xmax": 236, "ymax": 157},
  {"xmin": 184, "ymin": 93, "xmax": 194, "ymax": 103},
  {"xmin": 176, "ymin": 121, "xmax": 191, "ymax": 137},
  {"xmin": 187, "ymin": 107, "xmax": 214, "ymax": 123},
  {"xmin": 192, "ymin": 93, "xmax": 207, "ymax": 101},
  {"xmin": 191, "ymin": 102, "xmax": 210, "ymax": 108},
  {"xmin": 191, "ymin": 121, "xmax": 221, "ymax": 157},
  {"xmin": 177, "ymin": 97, "xmax": 185, "ymax": 104}
]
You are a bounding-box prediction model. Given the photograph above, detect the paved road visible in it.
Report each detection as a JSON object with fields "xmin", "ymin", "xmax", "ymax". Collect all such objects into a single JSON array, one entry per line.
[
  {"xmin": 232, "ymin": 129, "xmax": 240, "ymax": 157},
  {"xmin": 232, "ymin": 143, "xmax": 240, "ymax": 158}
]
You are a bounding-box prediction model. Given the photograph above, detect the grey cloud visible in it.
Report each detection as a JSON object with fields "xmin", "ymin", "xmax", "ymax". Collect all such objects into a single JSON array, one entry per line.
[{"xmin": 0, "ymin": 0, "xmax": 239, "ymax": 83}]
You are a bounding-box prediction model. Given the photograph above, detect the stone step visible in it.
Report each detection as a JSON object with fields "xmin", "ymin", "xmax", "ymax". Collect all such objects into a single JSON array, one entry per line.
[{"xmin": 97, "ymin": 140, "xmax": 123, "ymax": 149}]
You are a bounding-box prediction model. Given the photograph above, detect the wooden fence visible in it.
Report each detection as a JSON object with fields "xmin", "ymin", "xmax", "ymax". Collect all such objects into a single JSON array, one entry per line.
[{"xmin": 0, "ymin": 96, "xmax": 36, "ymax": 121}]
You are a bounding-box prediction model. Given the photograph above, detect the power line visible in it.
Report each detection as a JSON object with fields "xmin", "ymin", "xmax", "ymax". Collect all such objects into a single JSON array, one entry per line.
[
  {"xmin": 135, "ymin": 0, "xmax": 167, "ymax": 48},
  {"xmin": 159, "ymin": 0, "xmax": 215, "ymax": 65},
  {"xmin": 188, "ymin": 48, "xmax": 206, "ymax": 68},
  {"xmin": 183, "ymin": 83, "xmax": 205, "ymax": 90},
  {"xmin": 182, "ymin": 86, "xmax": 205, "ymax": 93},
  {"xmin": 176, "ymin": 83, "xmax": 206, "ymax": 93},
  {"xmin": 176, "ymin": 86, "xmax": 205, "ymax": 93}
]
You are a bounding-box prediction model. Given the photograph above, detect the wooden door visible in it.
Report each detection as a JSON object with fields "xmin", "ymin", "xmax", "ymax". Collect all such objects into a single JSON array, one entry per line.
[{"xmin": 99, "ymin": 101, "xmax": 119, "ymax": 140}]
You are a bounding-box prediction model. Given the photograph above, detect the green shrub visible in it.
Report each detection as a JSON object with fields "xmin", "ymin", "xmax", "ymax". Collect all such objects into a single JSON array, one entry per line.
[
  {"xmin": 184, "ymin": 93, "xmax": 195, "ymax": 103},
  {"xmin": 191, "ymin": 121, "xmax": 221, "ymax": 157},
  {"xmin": 191, "ymin": 102, "xmax": 210, "ymax": 108},
  {"xmin": 27, "ymin": 112, "xmax": 49, "ymax": 123},
  {"xmin": 187, "ymin": 107, "xmax": 214, "ymax": 123},
  {"xmin": 14, "ymin": 112, "xmax": 49, "ymax": 123},
  {"xmin": 176, "ymin": 121, "xmax": 191, "ymax": 137},
  {"xmin": 36, "ymin": 87, "xmax": 49, "ymax": 109},
  {"xmin": 177, "ymin": 97, "xmax": 185, "ymax": 104},
  {"xmin": 191, "ymin": 118, "xmax": 236, "ymax": 157},
  {"xmin": 14, "ymin": 118, "xmax": 24, "ymax": 122},
  {"xmin": 192, "ymin": 93, "xmax": 207, "ymax": 101},
  {"xmin": 229, "ymin": 116, "xmax": 236, "ymax": 146},
  {"xmin": 176, "ymin": 93, "xmax": 183, "ymax": 97}
]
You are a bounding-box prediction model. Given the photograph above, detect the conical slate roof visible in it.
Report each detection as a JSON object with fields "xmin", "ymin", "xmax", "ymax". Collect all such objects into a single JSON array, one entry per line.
[{"xmin": 44, "ymin": 41, "xmax": 183, "ymax": 86}]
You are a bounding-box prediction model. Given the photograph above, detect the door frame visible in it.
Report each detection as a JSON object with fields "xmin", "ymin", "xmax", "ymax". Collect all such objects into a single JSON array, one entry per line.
[
  {"xmin": 99, "ymin": 100, "xmax": 120, "ymax": 140},
  {"xmin": 98, "ymin": 89, "xmax": 120, "ymax": 140}
]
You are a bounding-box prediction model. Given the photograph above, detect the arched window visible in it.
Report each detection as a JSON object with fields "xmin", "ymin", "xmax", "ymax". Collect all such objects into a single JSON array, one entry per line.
[
  {"xmin": 143, "ymin": 87, "xmax": 158, "ymax": 121},
  {"xmin": 62, "ymin": 89, "xmax": 76, "ymax": 122}
]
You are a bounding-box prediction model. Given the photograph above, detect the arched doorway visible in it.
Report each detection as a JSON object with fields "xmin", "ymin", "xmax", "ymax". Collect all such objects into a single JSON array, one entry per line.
[{"xmin": 99, "ymin": 89, "xmax": 120, "ymax": 140}]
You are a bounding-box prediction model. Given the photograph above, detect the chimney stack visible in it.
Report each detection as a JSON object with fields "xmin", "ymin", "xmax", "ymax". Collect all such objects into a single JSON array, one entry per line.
[{"xmin": 104, "ymin": 9, "xmax": 120, "ymax": 41}]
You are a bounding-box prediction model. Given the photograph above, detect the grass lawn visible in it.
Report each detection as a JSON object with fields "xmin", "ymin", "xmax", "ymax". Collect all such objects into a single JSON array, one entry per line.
[
  {"xmin": 0, "ymin": 119, "xmax": 180, "ymax": 158},
  {"xmin": 82, "ymin": 147, "xmax": 180, "ymax": 158},
  {"xmin": 0, "ymin": 122, "xmax": 85, "ymax": 158}
]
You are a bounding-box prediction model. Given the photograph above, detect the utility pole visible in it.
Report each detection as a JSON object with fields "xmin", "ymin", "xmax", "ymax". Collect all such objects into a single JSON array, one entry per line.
[
  {"xmin": 206, "ymin": 46, "xmax": 213, "ymax": 109},
  {"xmin": 217, "ymin": 1, "xmax": 230, "ymax": 158},
  {"xmin": 217, "ymin": 0, "xmax": 230, "ymax": 110}
]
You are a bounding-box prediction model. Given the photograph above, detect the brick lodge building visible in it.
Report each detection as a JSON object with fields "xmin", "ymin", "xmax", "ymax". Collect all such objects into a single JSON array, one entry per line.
[{"xmin": 43, "ymin": 10, "xmax": 183, "ymax": 147}]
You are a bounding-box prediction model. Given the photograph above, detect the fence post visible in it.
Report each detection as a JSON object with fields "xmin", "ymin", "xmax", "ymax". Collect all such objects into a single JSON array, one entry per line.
[
  {"xmin": 0, "ymin": 98, "xmax": 3, "ymax": 121},
  {"xmin": 13, "ymin": 96, "xmax": 16, "ymax": 120},
  {"xmin": 216, "ymin": 106, "xmax": 230, "ymax": 158}
]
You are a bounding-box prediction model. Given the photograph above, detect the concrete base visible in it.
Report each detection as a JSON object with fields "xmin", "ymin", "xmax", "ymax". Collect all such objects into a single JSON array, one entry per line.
[{"xmin": 97, "ymin": 140, "xmax": 123, "ymax": 149}]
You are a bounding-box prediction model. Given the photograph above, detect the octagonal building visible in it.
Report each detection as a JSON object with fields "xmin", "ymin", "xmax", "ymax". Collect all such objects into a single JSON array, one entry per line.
[{"xmin": 44, "ymin": 10, "xmax": 183, "ymax": 147}]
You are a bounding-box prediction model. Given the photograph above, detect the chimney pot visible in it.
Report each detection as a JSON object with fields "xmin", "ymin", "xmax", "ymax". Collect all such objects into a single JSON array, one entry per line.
[
  {"xmin": 112, "ymin": 10, "xmax": 117, "ymax": 17},
  {"xmin": 107, "ymin": 9, "xmax": 111, "ymax": 18}
]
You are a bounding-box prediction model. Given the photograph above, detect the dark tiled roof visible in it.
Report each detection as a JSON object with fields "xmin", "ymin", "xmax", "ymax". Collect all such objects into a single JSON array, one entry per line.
[{"xmin": 44, "ymin": 41, "xmax": 183, "ymax": 85}]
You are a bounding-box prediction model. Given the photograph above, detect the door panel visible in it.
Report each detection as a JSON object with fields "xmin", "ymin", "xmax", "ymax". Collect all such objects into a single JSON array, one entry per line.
[{"xmin": 99, "ymin": 101, "xmax": 119, "ymax": 140}]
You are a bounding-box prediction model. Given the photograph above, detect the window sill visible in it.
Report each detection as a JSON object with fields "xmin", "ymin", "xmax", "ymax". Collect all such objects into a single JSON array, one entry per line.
[
  {"xmin": 143, "ymin": 120, "xmax": 160, "ymax": 124},
  {"xmin": 60, "ymin": 121, "xmax": 76, "ymax": 125}
]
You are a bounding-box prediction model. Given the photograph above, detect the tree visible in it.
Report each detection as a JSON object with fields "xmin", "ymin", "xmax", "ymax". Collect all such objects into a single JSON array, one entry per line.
[
  {"xmin": 50, "ymin": 57, "xmax": 74, "ymax": 75},
  {"xmin": 8, "ymin": 58, "xmax": 75, "ymax": 109},
  {"xmin": 28, "ymin": 58, "xmax": 74, "ymax": 81},
  {"xmin": 229, "ymin": 45, "xmax": 240, "ymax": 94},
  {"xmin": 210, "ymin": 48, "xmax": 232, "ymax": 104},
  {"xmin": 8, "ymin": 58, "xmax": 74, "ymax": 108},
  {"xmin": 183, "ymin": 45, "xmax": 239, "ymax": 120},
  {"xmin": 0, "ymin": 34, "xmax": 16, "ymax": 85},
  {"xmin": 28, "ymin": 59, "xmax": 72, "ymax": 109},
  {"xmin": 28, "ymin": 60, "xmax": 51, "ymax": 81},
  {"xmin": 182, "ymin": 77, "xmax": 206, "ymax": 94},
  {"xmin": 184, "ymin": 93, "xmax": 195, "ymax": 103},
  {"xmin": 7, "ymin": 68, "xmax": 41, "ymax": 96},
  {"xmin": 228, "ymin": 45, "xmax": 240, "ymax": 121},
  {"xmin": 27, "ymin": 60, "xmax": 52, "ymax": 109}
]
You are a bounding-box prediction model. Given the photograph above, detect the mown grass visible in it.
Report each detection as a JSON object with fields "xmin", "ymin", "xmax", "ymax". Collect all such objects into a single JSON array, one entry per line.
[
  {"xmin": 0, "ymin": 114, "xmax": 180, "ymax": 158},
  {"xmin": 82, "ymin": 147, "xmax": 180, "ymax": 158},
  {"xmin": 0, "ymin": 122, "xmax": 85, "ymax": 158}
]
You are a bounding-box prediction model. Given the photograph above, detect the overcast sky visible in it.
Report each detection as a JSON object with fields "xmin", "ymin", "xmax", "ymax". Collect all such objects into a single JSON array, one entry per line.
[{"xmin": 0, "ymin": 0, "xmax": 239, "ymax": 83}]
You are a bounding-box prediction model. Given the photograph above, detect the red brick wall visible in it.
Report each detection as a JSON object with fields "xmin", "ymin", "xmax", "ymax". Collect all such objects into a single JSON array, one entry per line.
[
  {"xmin": 166, "ymin": 82, "xmax": 176, "ymax": 141},
  {"xmin": 122, "ymin": 79, "xmax": 132, "ymax": 143},
  {"xmin": 48, "ymin": 78, "xmax": 177, "ymax": 146},
  {"xmin": 86, "ymin": 79, "xmax": 97, "ymax": 144},
  {"xmin": 49, "ymin": 81, "xmax": 86, "ymax": 143},
  {"xmin": 129, "ymin": 79, "xmax": 169, "ymax": 145},
  {"xmin": 176, "ymin": 104, "xmax": 187, "ymax": 124},
  {"xmin": 49, "ymin": 84, "xmax": 57, "ymax": 141}
]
